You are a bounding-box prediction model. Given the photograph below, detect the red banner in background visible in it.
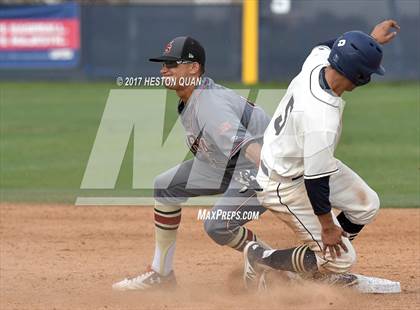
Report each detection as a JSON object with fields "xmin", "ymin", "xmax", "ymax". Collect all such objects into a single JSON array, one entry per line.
[
  {"xmin": 0, "ymin": 19, "xmax": 80, "ymax": 50},
  {"xmin": 0, "ymin": 2, "xmax": 80, "ymax": 69}
]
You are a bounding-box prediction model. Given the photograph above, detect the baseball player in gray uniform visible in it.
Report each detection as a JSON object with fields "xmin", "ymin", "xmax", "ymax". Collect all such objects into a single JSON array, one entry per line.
[
  {"xmin": 113, "ymin": 36, "xmax": 271, "ymax": 290},
  {"xmin": 243, "ymin": 20, "xmax": 400, "ymax": 289}
]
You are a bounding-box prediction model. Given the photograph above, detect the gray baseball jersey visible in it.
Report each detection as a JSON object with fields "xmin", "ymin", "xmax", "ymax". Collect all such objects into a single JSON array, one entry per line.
[
  {"xmin": 178, "ymin": 77, "xmax": 271, "ymax": 171},
  {"xmin": 155, "ymin": 77, "xmax": 271, "ymax": 248}
]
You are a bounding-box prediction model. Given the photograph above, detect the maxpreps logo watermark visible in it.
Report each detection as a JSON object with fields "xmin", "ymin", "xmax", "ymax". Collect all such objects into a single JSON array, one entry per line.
[
  {"xmin": 197, "ymin": 209, "xmax": 260, "ymax": 221},
  {"xmin": 76, "ymin": 87, "xmax": 287, "ymax": 206}
]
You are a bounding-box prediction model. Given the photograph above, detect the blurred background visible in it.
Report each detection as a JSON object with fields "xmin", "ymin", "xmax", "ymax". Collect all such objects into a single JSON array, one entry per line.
[
  {"xmin": 0, "ymin": 0, "xmax": 419, "ymax": 207},
  {"xmin": 0, "ymin": 0, "xmax": 419, "ymax": 81}
]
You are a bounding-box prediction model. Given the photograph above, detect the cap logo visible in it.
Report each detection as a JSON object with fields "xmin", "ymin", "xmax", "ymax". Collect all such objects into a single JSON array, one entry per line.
[
  {"xmin": 164, "ymin": 40, "xmax": 174, "ymax": 55},
  {"xmin": 188, "ymin": 53, "xmax": 194, "ymax": 59}
]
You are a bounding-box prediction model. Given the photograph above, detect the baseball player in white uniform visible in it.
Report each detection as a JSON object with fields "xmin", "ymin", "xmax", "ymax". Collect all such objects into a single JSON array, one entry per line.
[{"xmin": 243, "ymin": 20, "xmax": 400, "ymax": 288}]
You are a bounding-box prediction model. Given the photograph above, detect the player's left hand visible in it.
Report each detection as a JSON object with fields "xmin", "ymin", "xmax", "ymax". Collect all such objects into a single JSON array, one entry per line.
[
  {"xmin": 321, "ymin": 225, "xmax": 349, "ymax": 260},
  {"xmin": 370, "ymin": 19, "xmax": 400, "ymax": 44}
]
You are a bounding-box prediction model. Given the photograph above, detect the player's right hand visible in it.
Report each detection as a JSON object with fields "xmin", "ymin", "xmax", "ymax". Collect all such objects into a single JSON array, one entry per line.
[{"xmin": 321, "ymin": 225, "xmax": 349, "ymax": 260}]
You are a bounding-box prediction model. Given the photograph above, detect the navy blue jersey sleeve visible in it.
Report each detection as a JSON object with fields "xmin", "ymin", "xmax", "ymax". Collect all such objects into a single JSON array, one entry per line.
[
  {"xmin": 317, "ymin": 38, "xmax": 337, "ymax": 49},
  {"xmin": 304, "ymin": 176, "xmax": 332, "ymax": 215}
]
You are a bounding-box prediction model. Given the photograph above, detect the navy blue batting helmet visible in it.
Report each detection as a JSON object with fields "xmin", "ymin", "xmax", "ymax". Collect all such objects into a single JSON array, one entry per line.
[{"xmin": 328, "ymin": 31, "xmax": 385, "ymax": 86}]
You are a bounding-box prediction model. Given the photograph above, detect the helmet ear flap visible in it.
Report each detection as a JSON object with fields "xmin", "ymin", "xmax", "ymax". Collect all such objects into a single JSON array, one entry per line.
[
  {"xmin": 355, "ymin": 72, "xmax": 371, "ymax": 86},
  {"xmin": 328, "ymin": 51, "xmax": 345, "ymax": 78},
  {"xmin": 328, "ymin": 50, "xmax": 357, "ymax": 85}
]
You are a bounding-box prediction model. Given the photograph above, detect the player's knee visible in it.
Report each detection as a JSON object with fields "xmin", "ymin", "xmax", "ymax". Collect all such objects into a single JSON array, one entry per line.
[
  {"xmin": 367, "ymin": 190, "xmax": 380, "ymax": 219},
  {"xmin": 204, "ymin": 218, "xmax": 237, "ymax": 246},
  {"xmin": 318, "ymin": 240, "xmax": 356, "ymax": 273},
  {"xmin": 360, "ymin": 190, "xmax": 380, "ymax": 224},
  {"xmin": 153, "ymin": 176, "xmax": 168, "ymax": 203},
  {"xmin": 153, "ymin": 175, "xmax": 185, "ymax": 204},
  {"xmin": 342, "ymin": 246, "xmax": 357, "ymax": 271},
  {"xmin": 335, "ymin": 251, "xmax": 357, "ymax": 273}
]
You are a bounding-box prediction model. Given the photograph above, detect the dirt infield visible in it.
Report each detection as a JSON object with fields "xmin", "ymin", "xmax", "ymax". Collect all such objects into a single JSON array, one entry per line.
[{"xmin": 0, "ymin": 204, "xmax": 419, "ymax": 310}]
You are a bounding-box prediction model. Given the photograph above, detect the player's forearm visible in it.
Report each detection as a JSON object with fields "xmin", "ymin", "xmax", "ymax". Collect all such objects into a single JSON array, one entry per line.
[
  {"xmin": 317, "ymin": 38, "xmax": 337, "ymax": 49},
  {"xmin": 244, "ymin": 142, "xmax": 262, "ymax": 167},
  {"xmin": 318, "ymin": 20, "xmax": 399, "ymax": 50},
  {"xmin": 317, "ymin": 212, "xmax": 336, "ymax": 230}
]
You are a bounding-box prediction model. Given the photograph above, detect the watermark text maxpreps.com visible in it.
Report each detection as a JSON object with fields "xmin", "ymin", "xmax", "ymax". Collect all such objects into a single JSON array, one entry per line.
[{"xmin": 196, "ymin": 209, "xmax": 259, "ymax": 221}]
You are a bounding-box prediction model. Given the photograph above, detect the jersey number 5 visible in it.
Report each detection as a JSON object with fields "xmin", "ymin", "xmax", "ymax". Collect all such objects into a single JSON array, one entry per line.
[{"xmin": 274, "ymin": 96, "xmax": 294, "ymax": 135}]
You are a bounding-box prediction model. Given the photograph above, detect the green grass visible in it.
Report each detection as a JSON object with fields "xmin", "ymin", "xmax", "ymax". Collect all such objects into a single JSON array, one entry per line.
[
  {"xmin": 0, "ymin": 81, "xmax": 419, "ymax": 207},
  {"xmin": 337, "ymin": 83, "xmax": 419, "ymax": 207}
]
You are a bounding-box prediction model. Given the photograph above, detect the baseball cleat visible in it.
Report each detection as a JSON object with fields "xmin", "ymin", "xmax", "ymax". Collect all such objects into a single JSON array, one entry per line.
[
  {"xmin": 243, "ymin": 241, "xmax": 268, "ymax": 291},
  {"xmin": 112, "ymin": 266, "xmax": 176, "ymax": 291},
  {"xmin": 312, "ymin": 272, "xmax": 358, "ymax": 288}
]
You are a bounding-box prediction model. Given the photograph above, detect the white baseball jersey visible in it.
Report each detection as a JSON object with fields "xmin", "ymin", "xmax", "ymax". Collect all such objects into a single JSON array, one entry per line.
[
  {"xmin": 260, "ymin": 45, "xmax": 345, "ymax": 180},
  {"xmin": 256, "ymin": 45, "xmax": 380, "ymax": 275}
]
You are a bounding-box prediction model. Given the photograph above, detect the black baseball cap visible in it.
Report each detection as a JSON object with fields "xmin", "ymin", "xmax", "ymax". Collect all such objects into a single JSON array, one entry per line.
[{"xmin": 149, "ymin": 36, "xmax": 206, "ymax": 69}]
